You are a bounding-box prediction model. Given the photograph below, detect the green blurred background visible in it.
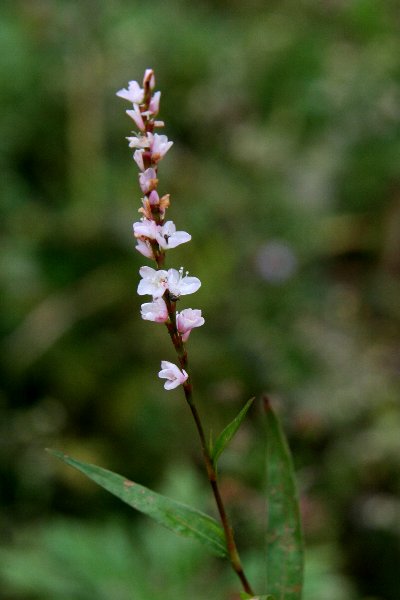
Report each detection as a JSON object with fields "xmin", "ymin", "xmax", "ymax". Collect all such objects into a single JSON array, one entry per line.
[{"xmin": 1, "ymin": 1, "xmax": 400, "ymax": 598}]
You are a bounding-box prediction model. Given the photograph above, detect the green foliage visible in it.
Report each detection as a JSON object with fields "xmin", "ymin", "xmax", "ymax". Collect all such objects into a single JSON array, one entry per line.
[
  {"xmin": 211, "ymin": 397, "xmax": 255, "ymax": 466},
  {"xmin": 47, "ymin": 449, "xmax": 227, "ymax": 558},
  {"xmin": 241, "ymin": 594, "xmax": 276, "ymax": 600},
  {"xmin": 264, "ymin": 399, "xmax": 303, "ymax": 600},
  {"xmin": 1, "ymin": 0, "xmax": 400, "ymax": 598}
]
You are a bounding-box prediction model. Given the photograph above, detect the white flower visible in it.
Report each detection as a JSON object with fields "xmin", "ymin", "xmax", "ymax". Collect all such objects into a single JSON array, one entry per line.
[
  {"xmin": 150, "ymin": 133, "xmax": 173, "ymax": 162},
  {"xmin": 135, "ymin": 239, "xmax": 154, "ymax": 259},
  {"xmin": 139, "ymin": 168, "xmax": 158, "ymax": 194},
  {"xmin": 137, "ymin": 266, "xmax": 201, "ymax": 299},
  {"xmin": 127, "ymin": 135, "xmax": 150, "ymax": 149},
  {"xmin": 133, "ymin": 218, "xmax": 158, "ymax": 240},
  {"xmin": 176, "ymin": 309, "xmax": 205, "ymax": 342},
  {"xmin": 137, "ymin": 266, "xmax": 169, "ymax": 298},
  {"xmin": 167, "ymin": 267, "xmax": 201, "ymax": 298},
  {"xmin": 141, "ymin": 298, "xmax": 169, "ymax": 323},
  {"xmin": 156, "ymin": 221, "xmax": 191, "ymax": 250},
  {"xmin": 116, "ymin": 80, "xmax": 145, "ymax": 104},
  {"xmin": 126, "ymin": 104, "xmax": 145, "ymax": 131},
  {"xmin": 158, "ymin": 360, "xmax": 188, "ymax": 390}
]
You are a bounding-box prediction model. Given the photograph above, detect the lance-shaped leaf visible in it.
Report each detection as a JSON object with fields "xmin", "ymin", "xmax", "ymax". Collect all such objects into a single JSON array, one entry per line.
[
  {"xmin": 211, "ymin": 397, "xmax": 254, "ymax": 465},
  {"xmin": 47, "ymin": 449, "xmax": 228, "ymax": 558},
  {"xmin": 264, "ymin": 397, "xmax": 304, "ymax": 600}
]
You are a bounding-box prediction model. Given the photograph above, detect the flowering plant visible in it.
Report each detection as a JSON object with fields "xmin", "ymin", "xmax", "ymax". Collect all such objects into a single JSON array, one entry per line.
[{"xmin": 49, "ymin": 69, "xmax": 303, "ymax": 600}]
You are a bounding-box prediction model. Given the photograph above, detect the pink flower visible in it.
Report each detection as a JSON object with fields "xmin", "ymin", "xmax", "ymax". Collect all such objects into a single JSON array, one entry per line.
[
  {"xmin": 158, "ymin": 360, "xmax": 188, "ymax": 390},
  {"xmin": 176, "ymin": 309, "xmax": 205, "ymax": 342},
  {"xmin": 133, "ymin": 218, "xmax": 158, "ymax": 240},
  {"xmin": 139, "ymin": 168, "xmax": 158, "ymax": 194},
  {"xmin": 149, "ymin": 91, "xmax": 161, "ymax": 115},
  {"xmin": 116, "ymin": 81, "xmax": 145, "ymax": 104},
  {"xmin": 141, "ymin": 298, "xmax": 169, "ymax": 323},
  {"xmin": 167, "ymin": 267, "xmax": 201, "ymax": 298},
  {"xmin": 135, "ymin": 239, "xmax": 155, "ymax": 259},
  {"xmin": 133, "ymin": 149, "xmax": 145, "ymax": 171},
  {"xmin": 143, "ymin": 69, "xmax": 155, "ymax": 90},
  {"xmin": 126, "ymin": 105, "xmax": 145, "ymax": 131},
  {"xmin": 156, "ymin": 221, "xmax": 191, "ymax": 250},
  {"xmin": 139, "ymin": 191, "xmax": 170, "ymax": 220},
  {"xmin": 137, "ymin": 266, "xmax": 201, "ymax": 299},
  {"xmin": 137, "ymin": 266, "xmax": 169, "ymax": 298},
  {"xmin": 150, "ymin": 133, "xmax": 173, "ymax": 162}
]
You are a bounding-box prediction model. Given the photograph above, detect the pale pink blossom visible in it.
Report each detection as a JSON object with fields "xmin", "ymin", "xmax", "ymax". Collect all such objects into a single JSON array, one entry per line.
[
  {"xmin": 141, "ymin": 298, "xmax": 169, "ymax": 323},
  {"xmin": 156, "ymin": 221, "xmax": 191, "ymax": 250},
  {"xmin": 116, "ymin": 81, "xmax": 145, "ymax": 104},
  {"xmin": 167, "ymin": 267, "xmax": 201, "ymax": 298},
  {"xmin": 143, "ymin": 69, "xmax": 155, "ymax": 90},
  {"xmin": 127, "ymin": 135, "xmax": 150, "ymax": 149},
  {"xmin": 135, "ymin": 239, "xmax": 155, "ymax": 259},
  {"xmin": 138, "ymin": 266, "xmax": 169, "ymax": 298},
  {"xmin": 133, "ymin": 149, "xmax": 146, "ymax": 171},
  {"xmin": 139, "ymin": 168, "xmax": 158, "ymax": 194},
  {"xmin": 148, "ymin": 190, "xmax": 160, "ymax": 205},
  {"xmin": 158, "ymin": 360, "xmax": 189, "ymax": 390},
  {"xmin": 149, "ymin": 91, "xmax": 161, "ymax": 115},
  {"xmin": 133, "ymin": 218, "xmax": 158, "ymax": 240},
  {"xmin": 139, "ymin": 191, "xmax": 170, "ymax": 220},
  {"xmin": 126, "ymin": 105, "xmax": 145, "ymax": 131},
  {"xmin": 154, "ymin": 120, "xmax": 165, "ymax": 128},
  {"xmin": 176, "ymin": 309, "xmax": 205, "ymax": 342},
  {"xmin": 150, "ymin": 133, "xmax": 173, "ymax": 162},
  {"xmin": 137, "ymin": 266, "xmax": 201, "ymax": 299}
]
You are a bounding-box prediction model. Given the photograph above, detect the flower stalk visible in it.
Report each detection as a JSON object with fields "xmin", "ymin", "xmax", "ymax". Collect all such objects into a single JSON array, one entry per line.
[{"xmin": 117, "ymin": 69, "xmax": 254, "ymax": 596}]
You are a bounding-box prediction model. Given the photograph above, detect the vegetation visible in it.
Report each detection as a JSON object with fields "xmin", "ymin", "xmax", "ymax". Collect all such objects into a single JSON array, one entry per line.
[{"xmin": 1, "ymin": 1, "xmax": 400, "ymax": 598}]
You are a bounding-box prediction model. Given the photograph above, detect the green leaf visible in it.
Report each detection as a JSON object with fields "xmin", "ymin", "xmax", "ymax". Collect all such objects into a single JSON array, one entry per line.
[
  {"xmin": 47, "ymin": 449, "xmax": 228, "ymax": 559},
  {"xmin": 211, "ymin": 397, "xmax": 254, "ymax": 465},
  {"xmin": 264, "ymin": 397, "xmax": 304, "ymax": 600},
  {"xmin": 240, "ymin": 594, "xmax": 276, "ymax": 600}
]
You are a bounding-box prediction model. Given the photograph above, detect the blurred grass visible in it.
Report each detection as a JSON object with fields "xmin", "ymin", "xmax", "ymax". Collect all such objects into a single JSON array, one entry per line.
[{"xmin": 1, "ymin": 0, "xmax": 400, "ymax": 598}]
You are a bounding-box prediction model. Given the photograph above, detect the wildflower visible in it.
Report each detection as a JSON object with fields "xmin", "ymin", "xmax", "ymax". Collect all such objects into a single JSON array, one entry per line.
[
  {"xmin": 116, "ymin": 80, "xmax": 145, "ymax": 104},
  {"xmin": 143, "ymin": 68, "xmax": 155, "ymax": 90},
  {"xmin": 133, "ymin": 149, "xmax": 145, "ymax": 171},
  {"xmin": 139, "ymin": 168, "xmax": 158, "ymax": 194},
  {"xmin": 133, "ymin": 218, "xmax": 159, "ymax": 241},
  {"xmin": 137, "ymin": 266, "xmax": 168, "ymax": 298},
  {"xmin": 141, "ymin": 298, "xmax": 169, "ymax": 323},
  {"xmin": 158, "ymin": 360, "xmax": 189, "ymax": 390},
  {"xmin": 149, "ymin": 91, "xmax": 161, "ymax": 115},
  {"xmin": 138, "ymin": 191, "xmax": 170, "ymax": 220},
  {"xmin": 166, "ymin": 268, "xmax": 201, "ymax": 298},
  {"xmin": 126, "ymin": 105, "xmax": 145, "ymax": 132},
  {"xmin": 156, "ymin": 221, "xmax": 191, "ymax": 250},
  {"xmin": 137, "ymin": 267, "xmax": 201, "ymax": 299},
  {"xmin": 135, "ymin": 239, "xmax": 155, "ymax": 259},
  {"xmin": 150, "ymin": 133, "xmax": 173, "ymax": 162},
  {"xmin": 127, "ymin": 135, "xmax": 150, "ymax": 149},
  {"xmin": 176, "ymin": 309, "xmax": 205, "ymax": 342}
]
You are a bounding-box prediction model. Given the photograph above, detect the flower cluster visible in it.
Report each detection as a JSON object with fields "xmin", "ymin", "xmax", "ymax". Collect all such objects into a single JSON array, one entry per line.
[{"xmin": 117, "ymin": 70, "xmax": 204, "ymax": 390}]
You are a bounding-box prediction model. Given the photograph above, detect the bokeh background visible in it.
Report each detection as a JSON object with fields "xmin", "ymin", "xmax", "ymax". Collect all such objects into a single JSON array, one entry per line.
[{"xmin": 1, "ymin": 1, "xmax": 400, "ymax": 599}]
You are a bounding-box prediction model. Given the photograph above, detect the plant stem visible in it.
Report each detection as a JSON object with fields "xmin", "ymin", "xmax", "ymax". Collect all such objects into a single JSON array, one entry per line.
[
  {"xmin": 163, "ymin": 293, "xmax": 254, "ymax": 595},
  {"xmin": 183, "ymin": 383, "xmax": 254, "ymax": 596}
]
